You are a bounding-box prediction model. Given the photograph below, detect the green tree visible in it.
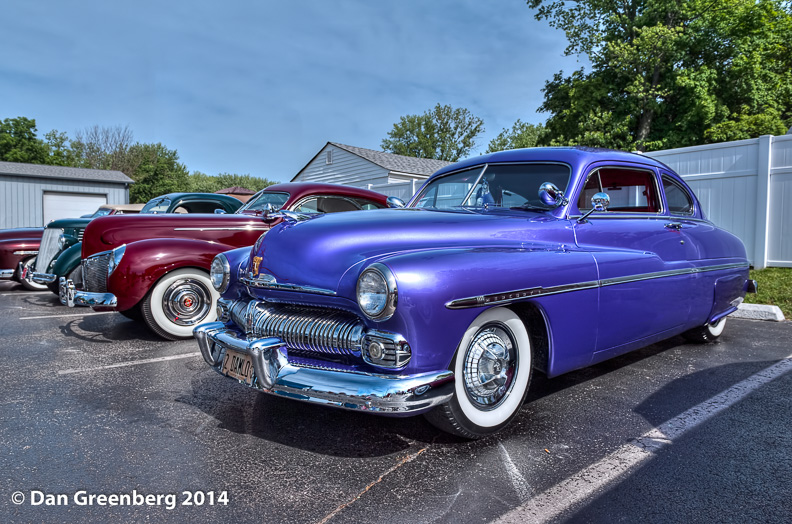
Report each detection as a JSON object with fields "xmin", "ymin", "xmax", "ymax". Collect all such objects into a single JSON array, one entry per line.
[
  {"xmin": 529, "ymin": 0, "xmax": 792, "ymax": 150},
  {"xmin": 486, "ymin": 120, "xmax": 544, "ymax": 153},
  {"xmin": 128, "ymin": 143, "xmax": 190, "ymax": 203},
  {"xmin": 381, "ymin": 104, "xmax": 485, "ymax": 161},
  {"xmin": 0, "ymin": 117, "xmax": 49, "ymax": 164},
  {"xmin": 187, "ymin": 171, "xmax": 278, "ymax": 193}
]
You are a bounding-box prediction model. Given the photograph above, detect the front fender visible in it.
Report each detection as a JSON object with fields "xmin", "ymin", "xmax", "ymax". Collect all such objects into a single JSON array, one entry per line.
[
  {"xmin": 107, "ymin": 238, "xmax": 237, "ymax": 311},
  {"xmin": 360, "ymin": 246, "xmax": 600, "ymax": 375},
  {"xmin": 52, "ymin": 242, "xmax": 83, "ymax": 278}
]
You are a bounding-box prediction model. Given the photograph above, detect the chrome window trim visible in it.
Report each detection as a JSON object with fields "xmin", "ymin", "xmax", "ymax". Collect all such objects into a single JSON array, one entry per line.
[
  {"xmin": 408, "ymin": 161, "xmax": 573, "ymax": 209},
  {"xmin": 571, "ymin": 165, "xmax": 665, "ymax": 218},
  {"xmin": 445, "ymin": 262, "xmax": 749, "ymax": 309},
  {"xmin": 287, "ymin": 194, "xmax": 364, "ymax": 214}
]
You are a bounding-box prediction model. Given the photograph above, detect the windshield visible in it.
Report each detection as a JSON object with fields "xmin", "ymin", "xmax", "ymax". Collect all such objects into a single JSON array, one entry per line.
[
  {"xmin": 411, "ymin": 163, "xmax": 572, "ymax": 211},
  {"xmin": 91, "ymin": 208, "xmax": 113, "ymax": 218},
  {"xmin": 239, "ymin": 191, "xmax": 289, "ymax": 213},
  {"xmin": 141, "ymin": 197, "xmax": 171, "ymax": 214}
]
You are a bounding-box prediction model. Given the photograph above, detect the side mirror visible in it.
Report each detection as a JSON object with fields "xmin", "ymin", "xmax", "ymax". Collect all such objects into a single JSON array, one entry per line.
[
  {"xmin": 386, "ymin": 196, "xmax": 406, "ymax": 208},
  {"xmin": 578, "ymin": 192, "xmax": 610, "ymax": 223},
  {"xmin": 214, "ymin": 209, "xmax": 227, "ymax": 214},
  {"xmin": 538, "ymin": 182, "xmax": 568, "ymax": 208}
]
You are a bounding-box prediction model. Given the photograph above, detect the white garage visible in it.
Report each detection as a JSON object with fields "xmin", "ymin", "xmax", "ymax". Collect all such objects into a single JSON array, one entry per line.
[
  {"xmin": 0, "ymin": 161, "xmax": 132, "ymax": 228},
  {"xmin": 42, "ymin": 192, "xmax": 108, "ymax": 224}
]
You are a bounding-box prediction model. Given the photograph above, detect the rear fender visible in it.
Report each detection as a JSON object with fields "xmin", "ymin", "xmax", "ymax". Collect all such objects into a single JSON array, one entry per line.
[{"xmin": 106, "ymin": 238, "xmax": 236, "ymax": 311}]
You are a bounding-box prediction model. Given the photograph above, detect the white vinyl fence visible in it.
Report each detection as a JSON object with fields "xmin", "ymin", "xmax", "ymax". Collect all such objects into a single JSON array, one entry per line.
[
  {"xmin": 647, "ymin": 134, "xmax": 792, "ymax": 269},
  {"xmin": 366, "ymin": 179, "xmax": 423, "ymax": 202}
]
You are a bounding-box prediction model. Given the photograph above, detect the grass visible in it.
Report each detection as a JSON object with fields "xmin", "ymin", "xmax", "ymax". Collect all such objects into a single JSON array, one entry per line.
[{"xmin": 744, "ymin": 267, "xmax": 792, "ymax": 319}]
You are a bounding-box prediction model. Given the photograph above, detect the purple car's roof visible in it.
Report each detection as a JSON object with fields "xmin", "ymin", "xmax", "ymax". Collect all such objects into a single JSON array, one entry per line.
[{"xmin": 430, "ymin": 147, "xmax": 673, "ymax": 179}]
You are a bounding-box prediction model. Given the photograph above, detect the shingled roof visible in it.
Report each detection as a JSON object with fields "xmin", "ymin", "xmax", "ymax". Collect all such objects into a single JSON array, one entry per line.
[
  {"xmin": 0, "ymin": 161, "xmax": 134, "ymax": 184},
  {"xmin": 328, "ymin": 142, "xmax": 452, "ymax": 176}
]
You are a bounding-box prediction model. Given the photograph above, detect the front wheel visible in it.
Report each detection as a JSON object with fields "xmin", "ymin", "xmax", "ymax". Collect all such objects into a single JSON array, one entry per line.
[
  {"xmin": 683, "ymin": 317, "xmax": 726, "ymax": 343},
  {"xmin": 18, "ymin": 257, "xmax": 49, "ymax": 291},
  {"xmin": 141, "ymin": 268, "xmax": 219, "ymax": 340},
  {"xmin": 425, "ymin": 307, "xmax": 533, "ymax": 439}
]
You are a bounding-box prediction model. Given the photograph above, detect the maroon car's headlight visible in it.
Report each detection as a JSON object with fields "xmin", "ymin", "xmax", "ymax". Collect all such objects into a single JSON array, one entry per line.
[
  {"xmin": 210, "ymin": 254, "xmax": 230, "ymax": 293},
  {"xmin": 356, "ymin": 263, "xmax": 397, "ymax": 321}
]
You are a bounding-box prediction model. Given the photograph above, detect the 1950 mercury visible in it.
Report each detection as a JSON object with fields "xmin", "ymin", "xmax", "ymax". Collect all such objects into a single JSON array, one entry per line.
[{"xmin": 196, "ymin": 147, "xmax": 756, "ymax": 438}]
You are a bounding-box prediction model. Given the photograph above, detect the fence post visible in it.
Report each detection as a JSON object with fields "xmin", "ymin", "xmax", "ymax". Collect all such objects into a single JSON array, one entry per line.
[{"xmin": 753, "ymin": 135, "xmax": 773, "ymax": 270}]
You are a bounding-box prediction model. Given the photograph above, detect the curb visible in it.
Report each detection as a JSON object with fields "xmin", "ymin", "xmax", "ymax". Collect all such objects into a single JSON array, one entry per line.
[{"xmin": 732, "ymin": 303, "xmax": 786, "ymax": 321}]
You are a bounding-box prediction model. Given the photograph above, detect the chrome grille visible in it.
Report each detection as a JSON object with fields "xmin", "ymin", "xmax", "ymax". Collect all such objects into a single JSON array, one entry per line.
[
  {"xmin": 243, "ymin": 302, "xmax": 365, "ymax": 356},
  {"xmin": 77, "ymin": 229, "xmax": 84, "ymax": 241},
  {"xmin": 82, "ymin": 252, "xmax": 112, "ymax": 292},
  {"xmin": 35, "ymin": 228, "xmax": 62, "ymax": 273}
]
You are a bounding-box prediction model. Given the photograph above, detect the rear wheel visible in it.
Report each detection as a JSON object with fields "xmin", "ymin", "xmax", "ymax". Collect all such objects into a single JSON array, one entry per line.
[
  {"xmin": 141, "ymin": 268, "xmax": 219, "ymax": 340},
  {"xmin": 18, "ymin": 257, "xmax": 49, "ymax": 291},
  {"xmin": 425, "ymin": 307, "xmax": 533, "ymax": 439},
  {"xmin": 683, "ymin": 317, "xmax": 726, "ymax": 343}
]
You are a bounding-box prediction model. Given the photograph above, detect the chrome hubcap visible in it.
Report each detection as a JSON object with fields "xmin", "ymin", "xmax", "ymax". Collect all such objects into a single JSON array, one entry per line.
[
  {"xmin": 463, "ymin": 323, "xmax": 518, "ymax": 409},
  {"xmin": 162, "ymin": 278, "xmax": 211, "ymax": 326}
]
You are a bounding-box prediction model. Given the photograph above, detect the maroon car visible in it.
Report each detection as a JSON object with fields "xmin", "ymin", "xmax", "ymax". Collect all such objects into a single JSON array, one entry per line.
[{"xmin": 61, "ymin": 183, "xmax": 396, "ymax": 339}]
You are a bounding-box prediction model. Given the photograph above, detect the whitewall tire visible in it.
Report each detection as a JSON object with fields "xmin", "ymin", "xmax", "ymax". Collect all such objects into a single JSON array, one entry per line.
[
  {"xmin": 19, "ymin": 257, "xmax": 49, "ymax": 291},
  {"xmin": 683, "ymin": 317, "xmax": 726, "ymax": 343},
  {"xmin": 141, "ymin": 268, "xmax": 219, "ymax": 340},
  {"xmin": 425, "ymin": 307, "xmax": 533, "ymax": 438}
]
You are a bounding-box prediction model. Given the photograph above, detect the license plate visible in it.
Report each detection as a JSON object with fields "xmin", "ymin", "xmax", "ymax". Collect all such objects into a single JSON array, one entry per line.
[{"xmin": 221, "ymin": 349, "xmax": 254, "ymax": 385}]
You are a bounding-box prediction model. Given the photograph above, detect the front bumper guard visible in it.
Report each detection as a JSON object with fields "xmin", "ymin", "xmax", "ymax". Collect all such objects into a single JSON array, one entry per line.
[
  {"xmin": 0, "ymin": 268, "xmax": 14, "ymax": 279},
  {"xmin": 194, "ymin": 322, "xmax": 455, "ymax": 415},
  {"xmin": 32, "ymin": 272, "xmax": 57, "ymax": 284},
  {"xmin": 59, "ymin": 278, "xmax": 117, "ymax": 308}
]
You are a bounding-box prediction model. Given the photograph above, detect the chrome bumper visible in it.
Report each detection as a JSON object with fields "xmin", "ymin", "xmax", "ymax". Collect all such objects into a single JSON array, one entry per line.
[
  {"xmin": 59, "ymin": 278, "xmax": 117, "ymax": 308},
  {"xmin": 31, "ymin": 272, "xmax": 57, "ymax": 284},
  {"xmin": 194, "ymin": 322, "xmax": 455, "ymax": 415},
  {"xmin": 0, "ymin": 269, "xmax": 14, "ymax": 279}
]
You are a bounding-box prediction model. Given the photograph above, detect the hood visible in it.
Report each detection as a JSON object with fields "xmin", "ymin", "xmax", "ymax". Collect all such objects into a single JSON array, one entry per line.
[
  {"xmin": 250, "ymin": 208, "xmax": 571, "ymax": 294},
  {"xmin": 82, "ymin": 213, "xmax": 270, "ymax": 257},
  {"xmin": 46, "ymin": 218, "xmax": 91, "ymax": 229},
  {"xmin": 0, "ymin": 228, "xmax": 44, "ymax": 241}
]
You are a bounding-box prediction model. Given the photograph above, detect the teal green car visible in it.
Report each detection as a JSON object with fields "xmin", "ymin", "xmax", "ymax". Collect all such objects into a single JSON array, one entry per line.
[{"xmin": 29, "ymin": 192, "xmax": 243, "ymax": 294}]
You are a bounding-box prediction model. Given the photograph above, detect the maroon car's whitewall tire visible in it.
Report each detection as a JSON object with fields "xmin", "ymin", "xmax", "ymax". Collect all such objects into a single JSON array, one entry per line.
[
  {"xmin": 141, "ymin": 268, "xmax": 219, "ymax": 340},
  {"xmin": 426, "ymin": 307, "xmax": 533, "ymax": 439}
]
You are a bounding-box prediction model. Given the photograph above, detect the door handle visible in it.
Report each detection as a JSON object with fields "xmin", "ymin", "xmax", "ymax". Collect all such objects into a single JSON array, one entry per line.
[{"xmin": 664, "ymin": 222, "xmax": 682, "ymax": 230}]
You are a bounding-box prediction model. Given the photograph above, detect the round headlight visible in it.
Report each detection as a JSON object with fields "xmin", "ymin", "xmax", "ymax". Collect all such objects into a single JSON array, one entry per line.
[
  {"xmin": 356, "ymin": 263, "xmax": 397, "ymax": 321},
  {"xmin": 57, "ymin": 234, "xmax": 67, "ymax": 250},
  {"xmin": 210, "ymin": 254, "xmax": 230, "ymax": 293}
]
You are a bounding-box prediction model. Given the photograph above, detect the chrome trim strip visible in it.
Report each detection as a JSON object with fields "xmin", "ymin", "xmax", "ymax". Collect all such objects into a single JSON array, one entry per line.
[
  {"xmin": 12, "ymin": 250, "xmax": 38, "ymax": 255},
  {"xmin": 194, "ymin": 322, "xmax": 454, "ymax": 414},
  {"xmin": 446, "ymin": 262, "xmax": 750, "ymax": 309},
  {"xmin": 31, "ymin": 272, "xmax": 57, "ymax": 284},
  {"xmin": 241, "ymin": 275, "xmax": 336, "ymax": 296},
  {"xmin": 0, "ymin": 269, "xmax": 14, "ymax": 279},
  {"xmin": 173, "ymin": 227, "xmax": 270, "ymax": 231}
]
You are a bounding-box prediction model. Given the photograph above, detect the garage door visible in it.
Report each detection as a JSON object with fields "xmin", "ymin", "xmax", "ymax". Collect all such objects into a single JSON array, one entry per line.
[{"xmin": 43, "ymin": 192, "xmax": 107, "ymax": 224}]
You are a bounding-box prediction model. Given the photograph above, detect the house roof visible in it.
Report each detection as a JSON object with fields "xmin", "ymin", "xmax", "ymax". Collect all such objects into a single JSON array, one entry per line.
[
  {"xmin": 0, "ymin": 160, "xmax": 134, "ymax": 184},
  {"xmin": 329, "ymin": 142, "xmax": 452, "ymax": 175},
  {"xmin": 216, "ymin": 186, "xmax": 256, "ymax": 195},
  {"xmin": 291, "ymin": 142, "xmax": 453, "ymax": 181}
]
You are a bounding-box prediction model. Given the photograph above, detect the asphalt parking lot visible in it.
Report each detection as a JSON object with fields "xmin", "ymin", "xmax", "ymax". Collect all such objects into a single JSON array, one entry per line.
[{"xmin": 1, "ymin": 280, "xmax": 790, "ymax": 524}]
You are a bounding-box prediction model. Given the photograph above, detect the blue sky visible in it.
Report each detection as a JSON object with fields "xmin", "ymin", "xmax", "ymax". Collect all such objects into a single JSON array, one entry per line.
[{"xmin": 2, "ymin": 0, "xmax": 582, "ymax": 182}]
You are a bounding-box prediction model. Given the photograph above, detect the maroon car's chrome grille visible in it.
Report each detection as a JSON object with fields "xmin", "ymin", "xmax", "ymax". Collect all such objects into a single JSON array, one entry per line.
[
  {"xmin": 238, "ymin": 302, "xmax": 365, "ymax": 356},
  {"xmin": 82, "ymin": 253, "xmax": 112, "ymax": 293}
]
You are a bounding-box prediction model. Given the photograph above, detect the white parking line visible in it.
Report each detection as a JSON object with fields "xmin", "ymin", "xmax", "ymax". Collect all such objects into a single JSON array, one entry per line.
[
  {"xmin": 494, "ymin": 354, "xmax": 792, "ymax": 524},
  {"xmin": 21, "ymin": 311, "xmax": 115, "ymax": 320},
  {"xmin": 58, "ymin": 352, "xmax": 201, "ymax": 375},
  {"xmin": 0, "ymin": 292, "xmax": 50, "ymax": 296}
]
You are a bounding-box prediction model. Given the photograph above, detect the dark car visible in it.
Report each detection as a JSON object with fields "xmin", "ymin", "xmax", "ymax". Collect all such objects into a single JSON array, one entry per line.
[{"xmin": 61, "ymin": 183, "xmax": 398, "ymax": 340}]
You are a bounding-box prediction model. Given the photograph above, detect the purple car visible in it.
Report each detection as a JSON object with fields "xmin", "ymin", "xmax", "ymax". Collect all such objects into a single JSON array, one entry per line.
[{"xmin": 195, "ymin": 147, "xmax": 756, "ymax": 438}]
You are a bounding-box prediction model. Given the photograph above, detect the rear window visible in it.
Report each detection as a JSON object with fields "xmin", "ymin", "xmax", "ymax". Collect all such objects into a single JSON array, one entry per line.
[{"xmin": 662, "ymin": 175, "xmax": 695, "ymax": 215}]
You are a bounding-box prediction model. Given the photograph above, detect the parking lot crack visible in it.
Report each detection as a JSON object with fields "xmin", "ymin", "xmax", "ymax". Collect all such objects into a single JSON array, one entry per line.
[{"xmin": 315, "ymin": 446, "xmax": 429, "ymax": 524}]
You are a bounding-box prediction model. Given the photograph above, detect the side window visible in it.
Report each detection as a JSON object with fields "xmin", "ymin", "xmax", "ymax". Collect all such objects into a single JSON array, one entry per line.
[
  {"xmin": 662, "ymin": 175, "xmax": 694, "ymax": 216},
  {"xmin": 353, "ymin": 198, "xmax": 385, "ymax": 210},
  {"xmin": 292, "ymin": 197, "xmax": 319, "ymax": 213},
  {"xmin": 578, "ymin": 167, "xmax": 660, "ymax": 213}
]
